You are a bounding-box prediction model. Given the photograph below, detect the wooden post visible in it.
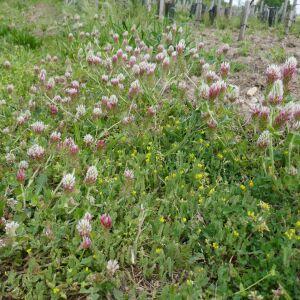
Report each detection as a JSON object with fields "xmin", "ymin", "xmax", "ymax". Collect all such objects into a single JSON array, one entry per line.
[
  {"xmin": 285, "ymin": 0, "xmax": 297, "ymax": 34},
  {"xmin": 159, "ymin": 0, "xmax": 165, "ymax": 20},
  {"xmin": 238, "ymin": 0, "xmax": 251, "ymax": 41},
  {"xmin": 147, "ymin": 0, "xmax": 152, "ymax": 12},
  {"xmin": 195, "ymin": 0, "xmax": 203, "ymax": 22},
  {"xmin": 228, "ymin": 0, "xmax": 233, "ymax": 18},
  {"xmin": 217, "ymin": 0, "xmax": 222, "ymax": 16},
  {"xmin": 259, "ymin": 0, "xmax": 264, "ymax": 14},
  {"xmin": 281, "ymin": 0, "xmax": 289, "ymax": 22}
]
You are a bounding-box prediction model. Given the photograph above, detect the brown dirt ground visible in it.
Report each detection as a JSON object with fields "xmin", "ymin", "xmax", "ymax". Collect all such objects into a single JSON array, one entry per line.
[
  {"xmin": 199, "ymin": 27, "xmax": 300, "ymax": 101},
  {"xmin": 26, "ymin": 2, "xmax": 61, "ymax": 36}
]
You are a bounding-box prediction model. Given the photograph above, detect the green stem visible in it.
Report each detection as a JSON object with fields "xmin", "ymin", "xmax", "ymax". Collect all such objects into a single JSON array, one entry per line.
[
  {"xmin": 233, "ymin": 272, "xmax": 273, "ymax": 295},
  {"xmin": 21, "ymin": 184, "xmax": 26, "ymax": 209},
  {"xmin": 269, "ymin": 135, "xmax": 275, "ymax": 176},
  {"xmin": 288, "ymin": 134, "xmax": 295, "ymax": 171}
]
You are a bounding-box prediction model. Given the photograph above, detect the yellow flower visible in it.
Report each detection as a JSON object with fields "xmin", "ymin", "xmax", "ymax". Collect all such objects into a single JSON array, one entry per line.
[
  {"xmin": 186, "ymin": 279, "xmax": 193, "ymax": 286},
  {"xmin": 159, "ymin": 216, "xmax": 165, "ymax": 223},
  {"xmin": 155, "ymin": 248, "xmax": 162, "ymax": 254},
  {"xmin": 249, "ymin": 180, "xmax": 254, "ymax": 188},
  {"xmin": 197, "ymin": 163, "xmax": 204, "ymax": 169},
  {"xmin": 285, "ymin": 228, "xmax": 296, "ymax": 240},
  {"xmin": 195, "ymin": 173, "xmax": 204, "ymax": 180},
  {"xmin": 131, "ymin": 190, "xmax": 137, "ymax": 196},
  {"xmin": 233, "ymin": 230, "xmax": 239, "ymax": 237},
  {"xmin": 240, "ymin": 184, "xmax": 246, "ymax": 192},
  {"xmin": 182, "ymin": 217, "xmax": 187, "ymax": 223},
  {"xmin": 217, "ymin": 153, "xmax": 223, "ymax": 159},
  {"xmin": 26, "ymin": 248, "xmax": 32, "ymax": 254},
  {"xmin": 212, "ymin": 242, "xmax": 219, "ymax": 249},
  {"xmin": 259, "ymin": 201, "xmax": 270, "ymax": 211},
  {"xmin": 53, "ymin": 288, "xmax": 59, "ymax": 294},
  {"xmin": 198, "ymin": 197, "xmax": 203, "ymax": 204},
  {"xmin": 247, "ymin": 210, "xmax": 257, "ymax": 221},
  {"xmin": 295, "ymin": 220, "xmax": 300, "ymax": 228}
]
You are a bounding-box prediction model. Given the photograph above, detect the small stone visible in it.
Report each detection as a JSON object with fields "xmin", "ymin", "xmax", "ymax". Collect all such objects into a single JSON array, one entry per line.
[{"xmin": 247, "ymin": 87, "xmax": 258, "ymax": 97}]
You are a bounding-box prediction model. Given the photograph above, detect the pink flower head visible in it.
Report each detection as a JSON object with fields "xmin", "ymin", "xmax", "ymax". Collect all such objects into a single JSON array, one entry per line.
[
  {"xmin": 31, "ymin": 121, "xmax": 47, "ymax": 134},
  {"xmin": 273, "ymin": 108, "xmax": 292, "ymax": 128},
  {"xmin": 112, "ymin": 33, "xmax": 119, "ymax": 43},
  {"xmin": 176, "ymin": 39, "xmax": 186, "ymax": 55},
  {"xmin": 62, "ymin": 173, "xmax": 76, "ymax": 192},
  {"xmin": 206, "ymin": 71, "xmax": 219, "ymax": 83},
  {"xmin": 257, "ymin": 130, "xmax": 271, "ymax": 148},
  {"xmin": 116, "ymin": 49, "xmax": 123, "ymax": 58},
  {"xmin": 39, "ymin": 69, "xmax": 47, "ymax": 82},
  {"xmin": 96, "ymin": 139, "xmax": 106, "ymax": 150},
  {"xmin": 267, "ymin": 80, "xmax": 284, "ymax": 105},
  {"xmin": 266, "ymin": 64, "xmax": 281, "ymax": 84},
  {"xmin": 208, "ymin": 81, "xmax": 226, "ymax": 101},
  {"xmin": 197, "ymin": 42, "xmax": 204, "ymax": 51},
  {"xmin": 80, "ymin": 236, "xmax": 92, "ymax": 249},
  {"xmin": 128, "ymin": 80, "xmax": 141, "ymax": 97},
  {"xmin": 84, "ymin": 212, "xmax": 93, "ymax": 221},
  {"xmin": 27, "ymin": 144, "xmax": 45, "ymax": 160},
  {"xmin": 217, "ymin": 44, "xmax": 229, "ymax": 55},
  {"xmin": 100, "ymin": 214, "xmax": 112, "ymax": 229},
  {"xmin": 124, "ymin": 168, "xmax": 134, "ymax": 180},
  {"xmin": 112, "ymin": 55, "xmax": 118, "ymax": 64},
  {"xmin": 77, "ymin": 218, "xmax": 91, "ymax": 236},
  {"xmin": 281, "ymin": 57, "xmax": 297, "ymax": 85},
  {"xmin": 220, "ymin": 62, "xmax": 230, "ymax": 78},
  {"xmin": 162, "ymin": 57, "xmax": 170, "ymax": 69},
  {"xmin": 207, "ymin": 118, "xmax": 218, "ymax": 129},
  {"xmin": 147, "ymin": 106, "xmax": 156, "ymax": 116},
  {"xmin": 46, "ymin": 78, "xmax": 55, "ymax": 90},
  {"xmin": 129, "ymin": 56, "xmax": 137, "ymax": 67},
  {"xmin": 50, "ymin": 131, "xmax": 61, "ymax": 143},
  {"xmin": 49, "ymin": 104, "xmax": 58, "ymax": 115},
  {"xmin": 16, "ymin": 168, "xmax": 26, "ymax": 183},
  {"xmin": 85, "ymin": 166, "xmax": 98, "ymax": 184}
]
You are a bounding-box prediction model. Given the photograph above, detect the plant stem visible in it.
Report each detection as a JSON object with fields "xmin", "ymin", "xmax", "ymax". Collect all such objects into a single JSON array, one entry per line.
[{"xmin": 288, "ymin": 134, "xmax": 295, "ymax": 171}]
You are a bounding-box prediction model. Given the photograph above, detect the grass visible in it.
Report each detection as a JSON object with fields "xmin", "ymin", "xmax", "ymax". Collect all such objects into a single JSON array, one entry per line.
[{"xmin": 0, "ymin": 0, "xmax": 299, "ymax": 299}]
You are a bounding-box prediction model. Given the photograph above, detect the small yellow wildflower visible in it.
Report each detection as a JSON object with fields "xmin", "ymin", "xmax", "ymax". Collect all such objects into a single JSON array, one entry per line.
[
  {"xmin": 159, "ymin": 216, "xmax": 165, "ymax": 223},
  {"xmin": 249, "ymin": 180, "xmax": 254, "ymax": 188},
  {"xmin": 155, "ymin": 248, "xmax": 162, "ymax": 254},
  {"xmin": 195, "ymin": 173, "xmax": 204, "ymax": 180},
  {"xmin": 259, "ymin": 201, "xmax": 270, "ymax": 211},
  {"xmin": 295, "ymin": 220, "xmax": 300, "ymax": 228},
  {"xmin": 285, "ymin": 228, "xmax": 296, "ymax": 240},
  {"xmin": 182, "ymin": 217, "xmax": 187, "ymax": 223},
  {"xmin": 240, "ymin": 184, "xmax": 246, "ymax": 192},
  {"xmin": 233, "ymin": 230, "xmax": 239, "ymax": 237},
  {"xmin": 212, "ymin": 242, "xmax": 219, "ymax": 250},
  {"xmin": 247, "ymin": 211, "xmax": 256, "ymax": 221},
  {"xmin": 217, "ymin": 153, "xmax": 223, "ymax": 159},
  {"xmin": 186, "ymin": 279, "xmax": 193, "ymax": 286},
  {"xmin": 131, "ymin": 190, "xmax": 137, "ymax": 196},
  {"xmin": 53, "ymin": 288, "xmax": 59, "ymax": 294}
]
